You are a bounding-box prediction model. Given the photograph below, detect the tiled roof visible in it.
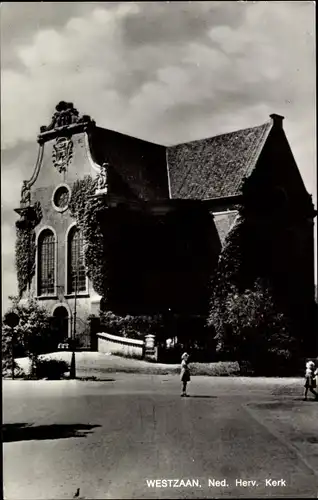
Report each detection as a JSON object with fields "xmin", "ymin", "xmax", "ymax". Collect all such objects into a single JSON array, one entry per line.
[
  {"xmin": 89, "ymin": 127, "xmax": 169, "ymax": 201},
  {"xmin": 167, "ymin": 121, "xmax": 272, "ymax": 200}
]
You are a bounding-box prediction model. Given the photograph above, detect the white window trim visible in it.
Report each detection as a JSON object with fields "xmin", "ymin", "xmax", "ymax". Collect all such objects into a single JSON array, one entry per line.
[
  {"xmin": 65, "ymin": 222, "xmax": 89, "ymax": 296},
  {"xmin": 36, "ymin": 226, "xmax": 58, "ymax": 298}
]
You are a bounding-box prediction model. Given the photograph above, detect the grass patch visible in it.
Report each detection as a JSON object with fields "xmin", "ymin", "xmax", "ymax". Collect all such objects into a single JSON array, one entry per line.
[
  {"xmin": 81, "ymin": 355, "xmax": 240, "ymax": 377},
  {"xmin": 190, "ymin": 361, "xmax": 240, "ymax": 376},
  {"xmin": 110, "ymin": 351, "xmax": 143, "ymax": 361}
]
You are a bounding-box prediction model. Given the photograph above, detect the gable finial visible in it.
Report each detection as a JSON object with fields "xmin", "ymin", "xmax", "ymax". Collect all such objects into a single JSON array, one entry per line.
[{"xmin": 39, "ymin": 101, "xmax": 93, "ymax": 134}]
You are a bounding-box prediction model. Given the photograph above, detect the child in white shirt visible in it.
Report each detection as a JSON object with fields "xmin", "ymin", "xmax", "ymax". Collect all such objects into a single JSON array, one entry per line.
[
  {"xmin": 304, "ymin": 361, "xmax": 318, "ymax": 400},
  {"xmin": 180, "ymin": 352, "xmax": 190, "ymax": 397}
]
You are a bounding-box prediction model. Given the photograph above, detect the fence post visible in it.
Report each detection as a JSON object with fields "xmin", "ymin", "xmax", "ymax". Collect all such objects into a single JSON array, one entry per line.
[{"xmin": 144, "ymin": 334, "xmax": 156, "ymax": 361}]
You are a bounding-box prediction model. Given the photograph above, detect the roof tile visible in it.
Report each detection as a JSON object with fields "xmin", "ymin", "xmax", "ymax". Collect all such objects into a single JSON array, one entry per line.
[{"xmin": 167, "ymin": 121, "xmax": 272, "ymax": 199}]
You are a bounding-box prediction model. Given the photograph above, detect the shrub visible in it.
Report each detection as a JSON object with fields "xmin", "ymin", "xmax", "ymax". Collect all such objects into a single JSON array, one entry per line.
[
  {"xmin": 2, "ymin": 296, "xmax": 54, "ymax": 373},
  {"xmin": 2, "ymin": 355, "xmax": 26, "ymax": 378},
  {"xmin": 99, "ymin": 311, "xmax": 163, "ymax": 339},
  {"xmin": 34, "ymin": 359, "xmax": 70, "ymax": 380}
]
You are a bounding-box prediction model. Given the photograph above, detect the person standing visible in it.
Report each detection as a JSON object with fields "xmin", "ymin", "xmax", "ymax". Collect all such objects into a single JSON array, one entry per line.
[
  {"xmin": 180, "ymin": 352, "xmax": 190, "ymax": 397},
  {"xmin": 304, "ymin": 360, "xmax": 318, "ymax": 400}
]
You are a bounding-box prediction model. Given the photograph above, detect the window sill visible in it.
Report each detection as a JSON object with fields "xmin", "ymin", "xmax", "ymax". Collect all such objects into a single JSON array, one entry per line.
[
  {"xmin": 37, "ymin": 295, "xmax": 58, "ymax": 300},
  {"xmin": 64, "ymin": 293, "xmax": 90, "ymax": 299}
]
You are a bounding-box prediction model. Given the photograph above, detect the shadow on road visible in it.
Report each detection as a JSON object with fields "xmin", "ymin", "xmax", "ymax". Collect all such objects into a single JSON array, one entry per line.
[
  {"xmin": 292, "ymin": 435, "xmax": 318, "ymax": 444},
  {"xmin": 77, "ymin": 377, "xmax": 116, "ymax": 382},
  {"xmin": 294, "ymin": 397, "xmax": 318, "ymax": 402},
  {"xmin": 187, "ymin": 395, "xmax": 217, "ymax": 399},
  {"xmin": 250, "ymin": 400, "xmax": 318, "ymax": 410},
  {"xmin": 2, "ymin": 423, "xmax": 101, "ymax": 442}
]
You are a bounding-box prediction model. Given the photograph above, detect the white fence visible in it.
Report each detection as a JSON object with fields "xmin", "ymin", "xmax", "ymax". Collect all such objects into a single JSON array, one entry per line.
[{"xmin": 97, "ymin": 332, "xmax": 144, "ymax": 358}]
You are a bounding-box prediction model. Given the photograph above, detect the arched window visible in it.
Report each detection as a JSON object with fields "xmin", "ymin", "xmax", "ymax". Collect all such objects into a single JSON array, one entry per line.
[
  {"xmin": 67, "ymin": 226, "xmax": 86, "ymax": 294},
  {"xmin": 38, "ymin": 229, "xmax": 55, "ymax": 296}
]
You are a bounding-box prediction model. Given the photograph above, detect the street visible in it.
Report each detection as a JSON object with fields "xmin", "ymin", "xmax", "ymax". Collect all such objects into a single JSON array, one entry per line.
[{"xmin": 3, "ymin": 375, "xmax": 318, "ymax": 499}]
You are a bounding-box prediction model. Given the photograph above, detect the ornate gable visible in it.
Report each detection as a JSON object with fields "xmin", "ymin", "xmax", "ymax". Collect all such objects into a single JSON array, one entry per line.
[{"xmin": 39, "ymin": 101, "xmax": 92, "ymax": 135}]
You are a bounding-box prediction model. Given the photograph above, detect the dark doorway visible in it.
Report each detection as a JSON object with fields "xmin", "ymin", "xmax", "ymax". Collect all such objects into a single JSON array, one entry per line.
[{"xmin": 52, "ymin": 306, "xmax": 69, "ymax": 344}]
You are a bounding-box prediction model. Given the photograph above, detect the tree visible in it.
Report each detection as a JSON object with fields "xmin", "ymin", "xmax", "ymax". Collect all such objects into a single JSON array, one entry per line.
[
  {"xmin": 208, "ymin": 280, "xmax": 299, "ymax": 375},
  {"xmin": 2, "ymin": 296, "xmax": 53, "ymax": 376}
]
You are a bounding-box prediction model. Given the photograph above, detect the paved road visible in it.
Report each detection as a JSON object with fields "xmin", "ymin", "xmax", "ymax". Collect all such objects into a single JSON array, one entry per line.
[{"xmin": 3, "ymin": 375, "xmax": 318, "ymax": 499}]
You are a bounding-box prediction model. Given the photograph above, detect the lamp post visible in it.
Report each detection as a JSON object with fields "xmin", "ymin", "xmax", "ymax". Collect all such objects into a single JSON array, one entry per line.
[{"xmin": 70, "ymin": 270, "xmax": 78, "ymax": 379}]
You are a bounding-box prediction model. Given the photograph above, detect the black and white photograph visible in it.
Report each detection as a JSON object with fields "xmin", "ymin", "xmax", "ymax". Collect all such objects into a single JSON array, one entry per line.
[{"xmin": 1, "ymin": 1, "xmax": 317, "ymax": 499}]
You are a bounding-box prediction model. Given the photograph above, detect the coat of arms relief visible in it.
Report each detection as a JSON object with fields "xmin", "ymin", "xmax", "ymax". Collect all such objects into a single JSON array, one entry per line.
[{"xmin": 52, "ymin": 136, "xmax": 74, "ymax": 174}]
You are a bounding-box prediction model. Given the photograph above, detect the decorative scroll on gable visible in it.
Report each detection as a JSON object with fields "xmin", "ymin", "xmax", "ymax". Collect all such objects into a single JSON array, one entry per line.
[
  {"xmin": 20, "ymin": 181, "xmax": 31, "ymax": 207},
  {"xmin": 94, "ymin": 162, "xmax": 109, "ymax": 195}
]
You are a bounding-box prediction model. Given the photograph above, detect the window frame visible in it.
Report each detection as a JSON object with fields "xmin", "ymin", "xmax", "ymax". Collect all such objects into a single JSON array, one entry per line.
[
  {"xmin": 36, "ymin": 226, "xmax": 57, "ymax": 298},
  {"xmin": 51, "ymin": 183, "xmax": 71, "ymax": 213},
  {"xmin": 65, "ymin": 222, "xmax": 88, "ymax": 297}
]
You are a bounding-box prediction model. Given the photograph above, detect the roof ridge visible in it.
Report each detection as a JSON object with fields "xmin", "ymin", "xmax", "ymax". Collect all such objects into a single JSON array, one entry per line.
[
  {"xmin": 168, "ymin": 120, "xmax": 272, "ymax": 148},
  {"xmin": 240, "ymin": 120, "xmax": 273, "ymax": 187},
  {"xmin": 95, "ymin": 125, "xmax": 165, "ymax": 147}
]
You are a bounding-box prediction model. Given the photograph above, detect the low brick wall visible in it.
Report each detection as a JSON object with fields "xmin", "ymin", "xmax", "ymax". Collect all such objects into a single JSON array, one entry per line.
[{"xmin": 97, "ymin": 332, "xmax": 144, "ymax": 358}]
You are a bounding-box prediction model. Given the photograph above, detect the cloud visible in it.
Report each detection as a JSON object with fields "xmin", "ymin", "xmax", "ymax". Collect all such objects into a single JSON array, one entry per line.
[
  {"xmin": 1, "ymin": 214, "xmax": 19, "ymax": 306},
  {"xmin": 1, "ymin": 1, "xmax": 316, "ymax": 309},
  {"xmin": 1, "ymin": 1, "xmax": 315, "ymax": 148},
  {"xmin": 0, "ymin": 2, "xmax": 100, "ymax": 67},
  {"xmin": 1, "ymin": 217, "xmax": 18, "ymax": 309},
  {"xmin": 1, "ymin": 143, "xmax": 39, "ymax": 309},
  {"xmin": 120, "ymin": 1, "xmax": 244, "ymax": 47}
]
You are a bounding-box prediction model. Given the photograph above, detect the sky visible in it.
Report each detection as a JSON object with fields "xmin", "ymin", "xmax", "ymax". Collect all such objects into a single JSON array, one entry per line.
[{"xmin": 1, "ymin": 1, "xmax": 316, "ymax": 312}]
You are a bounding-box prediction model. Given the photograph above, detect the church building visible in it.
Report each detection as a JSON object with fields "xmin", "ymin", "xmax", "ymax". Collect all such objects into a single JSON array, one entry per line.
[{"xmin": 14, "ymin": 101, "xmax": 316, "ymax": 353}]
